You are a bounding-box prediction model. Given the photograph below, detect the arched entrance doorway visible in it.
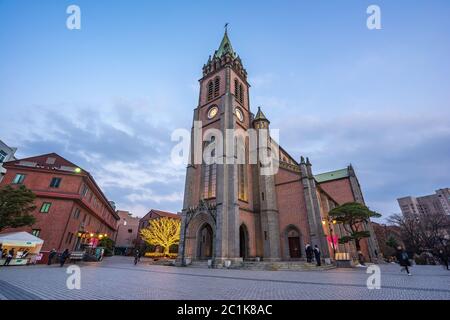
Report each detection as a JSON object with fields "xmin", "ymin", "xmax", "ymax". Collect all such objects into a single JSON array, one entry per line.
[
  {"xmin": 287, "ymin": 228, "xmax": 302, "ymax": 258},
  {"xmin": 198, "ymin": 224, "xmax": 213, "ymax": 260},
  {"xmin": 239, "ymin": 224, "xmax": 249, "ymax": 259}
]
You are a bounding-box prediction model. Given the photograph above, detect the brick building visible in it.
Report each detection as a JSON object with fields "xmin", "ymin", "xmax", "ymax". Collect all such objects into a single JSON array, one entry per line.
[
  {"xmin": 0, "ymin": 153, "xmax": 119, "ymax": 252},
  {"xmin": 177, "ymin": 30, "xmax": 379, "ymax": 267},
  {"xmin": 114, "ymin": 210, "xmax": 140, "ymax": 255}
]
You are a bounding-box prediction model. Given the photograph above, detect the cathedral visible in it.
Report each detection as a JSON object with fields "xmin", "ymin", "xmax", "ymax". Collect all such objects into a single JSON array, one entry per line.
[{"xmin": 176, "ymin": 30, "xmax": 379, "ymax": 267}]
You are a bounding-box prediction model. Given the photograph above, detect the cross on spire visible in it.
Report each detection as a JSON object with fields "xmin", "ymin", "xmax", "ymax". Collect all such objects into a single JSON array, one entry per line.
[{"xmin": 224, "ymin": 23, "xmax": 229, "ymax": 33}]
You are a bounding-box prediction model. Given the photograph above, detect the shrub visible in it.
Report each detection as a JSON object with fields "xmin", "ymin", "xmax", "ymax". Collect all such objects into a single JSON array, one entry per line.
[{"xmin": 144, "ymin": 252, "xmax": 177, "ymax": 259}]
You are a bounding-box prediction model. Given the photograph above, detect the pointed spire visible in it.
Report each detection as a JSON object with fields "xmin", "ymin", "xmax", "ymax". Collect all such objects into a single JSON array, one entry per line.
[
  {"xmin": 253, "ymin": 106, "xmax": 270, "ymax": 123},
  {"xmin": 300, "ymin": 156, "xmax": 306, "ymax": 164},
  {"xmin": 306, "ymin": 157, "xmax": 311, "ymax": 166},
  {"xmin": 214, "ymin": 26, "xmax": 236, "ymax": 59}
]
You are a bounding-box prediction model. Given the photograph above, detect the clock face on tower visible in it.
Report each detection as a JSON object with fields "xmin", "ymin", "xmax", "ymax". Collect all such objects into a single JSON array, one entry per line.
[
  {"xmin": 235, "ymin": 107, "xmax": 244, "ymax": 122},
  {"xmin": 207, "ymin": 105, "xmax": 218, "ymax": 119}
]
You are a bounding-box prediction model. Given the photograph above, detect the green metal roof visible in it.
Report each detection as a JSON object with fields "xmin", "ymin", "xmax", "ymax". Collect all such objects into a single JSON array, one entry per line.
[
  {"xmin": 314, "ymin": 168, "xmax": 349, "ymax": 183},
  {"xmin": 253, "ymin": 107, "xmax": 269, "ymax": 123},
  {"xmin": 214, "ymin": 31, "xmax": 236, "ymax": 59}
]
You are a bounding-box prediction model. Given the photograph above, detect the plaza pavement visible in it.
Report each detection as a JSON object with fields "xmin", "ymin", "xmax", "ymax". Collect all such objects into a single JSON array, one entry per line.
[{"xmin": 0, "ymin": 256, "xmax": 449, "ymax": 300}]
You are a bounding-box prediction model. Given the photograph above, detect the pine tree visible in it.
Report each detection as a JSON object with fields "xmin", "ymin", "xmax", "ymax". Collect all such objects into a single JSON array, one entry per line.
[
  {"xmin": 328, "ymin": 202, "xmax": 381, "ymax": 251},
  {"xmin": 0, "ymin": 185, "xmax": 37, "ymax": 232}
]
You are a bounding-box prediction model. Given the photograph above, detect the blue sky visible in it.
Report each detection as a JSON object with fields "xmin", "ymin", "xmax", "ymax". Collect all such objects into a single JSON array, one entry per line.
[{"xmin": 1, "ymin": 0, "xmax": 449, "ymax": 220}]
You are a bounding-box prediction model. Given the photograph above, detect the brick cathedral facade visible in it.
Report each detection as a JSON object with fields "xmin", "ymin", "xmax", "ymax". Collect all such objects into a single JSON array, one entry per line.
[{"xmin": 177, "ymin": 31, "xmax": 379, "ymax": 267}]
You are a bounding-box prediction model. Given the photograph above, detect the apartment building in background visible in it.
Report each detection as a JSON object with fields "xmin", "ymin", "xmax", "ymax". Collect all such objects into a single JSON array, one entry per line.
[{"xmin": 398, "ymin": 188, "xmax": 450, "ymax": 218}]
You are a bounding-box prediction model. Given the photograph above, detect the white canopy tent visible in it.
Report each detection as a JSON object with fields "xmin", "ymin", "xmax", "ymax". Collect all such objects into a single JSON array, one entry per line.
[{"xmin": 0, "ymin": 231, "xmax": 44, "ymax": 257}]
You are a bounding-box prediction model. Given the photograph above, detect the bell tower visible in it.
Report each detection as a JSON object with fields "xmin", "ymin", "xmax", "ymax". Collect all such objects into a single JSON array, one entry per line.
[{"xmin": 178, "ymin": 28, "xmax": 252, "ymax": 267}]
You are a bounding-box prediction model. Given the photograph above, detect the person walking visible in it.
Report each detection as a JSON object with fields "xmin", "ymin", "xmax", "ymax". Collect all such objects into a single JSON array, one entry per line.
[
  {"xmin": 4, "ymin": 248, "xmax": 15, "ymax": 266},
  {"xmin": 438, "ymin": 249, "xmax": 449, "ymax": 270},
  {"xmin": 396, "ymin": 246, "xmax": 412, "ymax": 276},
  {"xmin": 305, "ymin": 244, "xmax": 313, "ymax": 263},
  {"xmin": 59, "ymin": 249, "xmax": 70, "ymax": 267},
  {"xmin": 358, "ymin": 251, "xmax": 366, "ymax": 266},
  {"xmin": 313, "ymin": 245, "xmax": 321, "ymax": 266},
  {"xmin": 134, "ymin": 249, "xmax": 141, "ymax": 265},
  {"xmin": 48, "ymin": 249, "xmax": 57, "ymax": 265}
]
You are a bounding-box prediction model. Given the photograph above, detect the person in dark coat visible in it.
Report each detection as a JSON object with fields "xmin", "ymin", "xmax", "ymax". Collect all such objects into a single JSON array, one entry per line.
[
  {"xmin": 305, "ymin": 244, "xmax": 313, "ymax": 263},
  {"xmin": 438, "ymin": 249, "xmax": 449, "ymax": 270},
  {"xmin": 358, "ymin": 251, "xmax": 366, "ymax": 266},
  {"xmin": 59, "ymin": 249, "xmax": 70, "ymax": 267},
  {"xmin": 48, "ymin": 249, "xmax": 57, "ymax": 265},
  {"xmin": 313, "ymin": 245, "xmax": 321, "ymax": 266},
  {"xmin": 4, "ymin": 248, "xmax": 15, "ymax": 266},
  {"xmin": 396, "ymin": 246, "xmax": 411, "ymax": 275}
]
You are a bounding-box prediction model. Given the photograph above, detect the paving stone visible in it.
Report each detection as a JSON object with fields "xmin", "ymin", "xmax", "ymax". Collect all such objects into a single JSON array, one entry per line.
[{"xmin": 0, "ymin": 256, "xmax": 449, "ymax": 300}]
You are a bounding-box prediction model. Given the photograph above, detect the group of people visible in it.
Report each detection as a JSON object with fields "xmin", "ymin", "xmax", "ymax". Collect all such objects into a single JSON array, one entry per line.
[
  {"xmin": 305, "ymin": 244, "xmax": 322, "ymax": 266},
  {"xmin": 47, "ymin": 248, "xmax": 71, "ymax": 267},
  {"xmin": 1, "ymin": 247, "xmax": 30, "ymax": 266}
]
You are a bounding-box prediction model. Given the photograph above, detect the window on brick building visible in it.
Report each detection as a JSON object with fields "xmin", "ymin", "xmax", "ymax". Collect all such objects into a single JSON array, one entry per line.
[
  {"xmin": 40, "ymin": 202, "xmax": 52, "ymax": 213},
  {"xmin": 66, "ymin": 232, "xmax": 73, "ymax": 244},
  {"xmin": 73, "ymin": 208, "xmax": 81, "ymax": 219},
  {"xmin": 13, "ymin": 173, "xmax": 26, "ymax": 184},
  {"xmin": 128, "ymin": 229, "xmax": 132, "ymax": 233},
  {"xmin": 32, "ymin": 229, "xmax": 41, "ymax": 237},
  {"xmin": 49, "ymin": 177, "xmax": 62, "ymax": 188},
  {"xmin": 80, "ymin": 184, "xmax": 88, "ymax": 197}
]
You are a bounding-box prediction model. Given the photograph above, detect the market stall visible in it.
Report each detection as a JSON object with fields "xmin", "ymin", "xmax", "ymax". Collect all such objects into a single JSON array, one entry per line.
[{"xmin": 0, "ymin": 232, "xmax": 44, "ymax": 266}]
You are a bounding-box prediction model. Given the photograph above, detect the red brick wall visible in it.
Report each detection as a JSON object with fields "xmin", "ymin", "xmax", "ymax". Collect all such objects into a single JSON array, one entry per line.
[
  {"xmin": 318, "ymin": 178, "xmax": 371, "ymax": 259},
  {"xmin": 275, "ymin": 168, "xmax": 310, "ymax": 257},
  {"xmin": 319, "ymin": 178, "xmax": 354, "ymax": 204}
]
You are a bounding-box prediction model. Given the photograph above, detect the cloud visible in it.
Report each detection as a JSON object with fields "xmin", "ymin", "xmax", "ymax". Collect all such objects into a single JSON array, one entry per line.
[
  {"xmin": 0, "ymin": 97, "xmax": 187, "ymax": 217},
  {"xmin": 271, "ymin": 109, "xmax": 450, "ymax": 219}
]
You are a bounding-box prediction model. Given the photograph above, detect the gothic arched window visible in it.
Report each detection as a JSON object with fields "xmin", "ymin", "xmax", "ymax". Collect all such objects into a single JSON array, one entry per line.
[
  {"xmin": 203, "ymin": 137, "xmax": 217, "ymax": 199},
  {"xmin": 207, "ymin": 81, "xmax": 214, "ymax": 101},
  {"xmin": 234, "ymin": 79, "xmax": 239, "ymax": 100},
  {"xmin": 237, "ymin": 137, "xmax": 248, "ymax": 201},
  {"xmin": 214, "ymin": 77, "xmax": 220, "ymax": 97}
]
